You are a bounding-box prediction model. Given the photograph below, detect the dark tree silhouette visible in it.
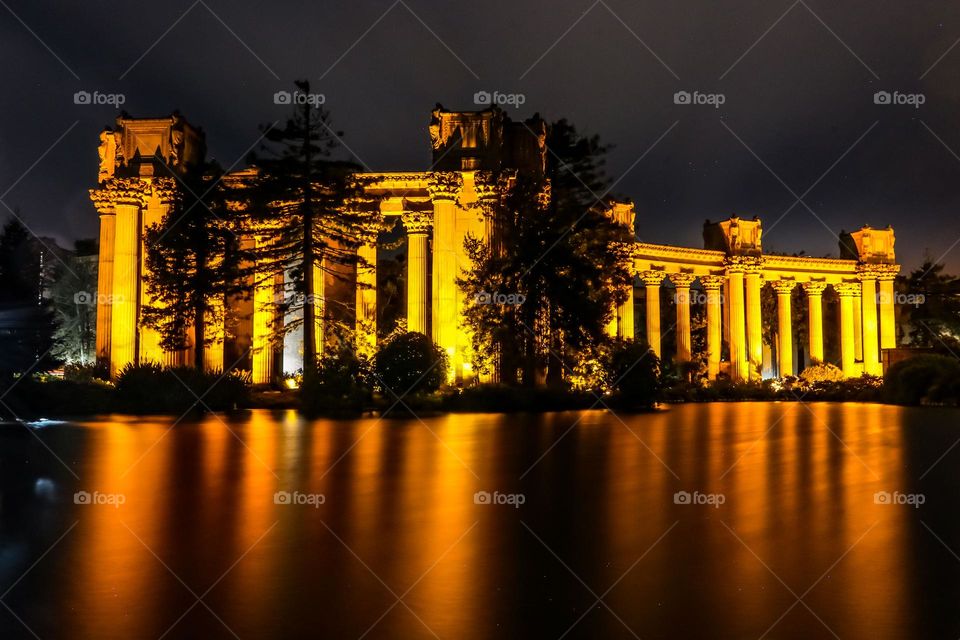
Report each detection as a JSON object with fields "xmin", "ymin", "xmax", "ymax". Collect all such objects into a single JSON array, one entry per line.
[
  {"xmin": 459, "ymin": 119, "xmax": 634, "ymax": 386},
  {"xmin": 0, "ymin": 217, "xmax": 61, "ymax": 380},
  {"xmin": 241, "ymin": 79, "xmax": 378, "ymax": 378}
]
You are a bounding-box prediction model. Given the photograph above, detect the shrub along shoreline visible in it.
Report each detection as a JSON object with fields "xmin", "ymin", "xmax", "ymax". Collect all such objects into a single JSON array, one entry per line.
[{"xmin": 2, "ymin": 341, "xmax": 958, "ymax": 421}]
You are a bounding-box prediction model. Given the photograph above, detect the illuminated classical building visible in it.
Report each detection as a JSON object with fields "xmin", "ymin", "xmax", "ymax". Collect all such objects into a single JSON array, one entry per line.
[{"xmin": 90, "ymin": 108, "xmax": 900, "ymax": 384}]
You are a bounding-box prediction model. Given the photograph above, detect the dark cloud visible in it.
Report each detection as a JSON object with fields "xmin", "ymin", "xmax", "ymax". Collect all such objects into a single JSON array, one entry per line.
[{"xmin": 2, "ymin": 0, "xmax": 960, "ymax": 270}]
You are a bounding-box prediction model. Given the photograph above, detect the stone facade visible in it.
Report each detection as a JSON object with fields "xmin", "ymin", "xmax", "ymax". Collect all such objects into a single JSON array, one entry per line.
[{"xmin": 90, "ymin": 108, "xmax": 900, "ymax": 384}]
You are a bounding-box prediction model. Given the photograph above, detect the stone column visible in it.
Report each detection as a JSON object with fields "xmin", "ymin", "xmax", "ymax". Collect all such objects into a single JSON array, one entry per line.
[
  {"xmin": 402, "ymin": 211, "xmax": 432, "ymax": 336},
  {"xmin": 853, "ymin": 294, "xmax": 863, "ymax": 362},
  {"xmin": 108, "ymin": 181, "xmax": 145, "ymax": 378},
  {"xmin": 355, "ymin": 235, "xmax": 378, "ymax": 357},
  {"xmin": 835, "ymin": 283, "xmax": 861, "ymax": 378},
  {"xmin": 671, "ymin": 273, "xmax": 696, "ymax": 363},
  {"xmin": 640, "ymin": 271, "xmax": 666, "ymax": 357},
  {"xmin": 252, "ymin": 235, "xmax": 275, "ymax": 385},
  {"xmin": 427, "ymin": 174, "xmax": 462, "ymax": 366},
  {"xmin": 744, "ymin": 259, "xmax": 764, "ymax": 380},
  {"xmin": 700, "ymin": 275, "xmax": 725, "ymax": 380},
  {"xmin": 878, "ymin": 265, "xmax": 899, "ymax": 350},
  {"xmin": 801, "ymin": 281, "xmax": 827, "ymax": 364},
  {"xmin": 204, "ymin": 297, "xmax": 224, "ymax": 373},
  {"xmin": 858, "ymin": 265, "xmax": 881, "ymax": 375},
  {"xmin": 725, "ymin": 261, "xmax": 748, "ymax": 381},
  {"xmin": 140, "ymin": 180, "xmax": 177, "ymax": 367},
  {"xmin": 771, "ymin": 281, "xmax": 795, "ymax": 377},
  {"xmin": 90, "ymin": 190, "xmax": 115, "ymax": 369}
]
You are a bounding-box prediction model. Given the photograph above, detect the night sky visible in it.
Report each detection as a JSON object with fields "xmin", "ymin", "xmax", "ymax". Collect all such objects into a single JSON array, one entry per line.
[{"xmin": 2, "ymin": 0, "xmax": 960, "ymax": 271}]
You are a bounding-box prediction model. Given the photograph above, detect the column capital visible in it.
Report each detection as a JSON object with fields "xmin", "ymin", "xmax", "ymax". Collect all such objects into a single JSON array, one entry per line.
[
  {"xmin": 151, "ymin": 177, "xmax": 179, "ymax": 205},
  {"xmin": 801, "ymin": 281, "xmax": 828, "ymax": 296},
  {"xmin": 472, "ymin": 170, "xmax": 501, "ymax": 203},
  {"xmin": 401, "ymin": 210, "xmax": 432, "ymax": 234},
  {"xmin": 834, "ymin": 282, "xmax": 861, "ymax": 297},
  {"xmin": 771, "ymin": 280, "xmax": 796, "ymax": 295},
  {"xmin": 101, "ymin": 177, "xmax": 149, "ymax": 206},
  {"xmin": 874, "ymin": 263, "xmax": 901, "ymax": 281},
  {"xmin": 742, "ymin": 256, "xmax": 766, "ymax": 274},
  {"xmin": 698, "ymin": 274, "xmax": 725, "ymax": 290},
  {"xmin": 427, "ymin": 172, "xmax": 463, "ymax": 201},
  {"xmin": 669, "ymin": 272, "xmax": 697, "ymax": 288},
  {"xmin": 640, "ymin": 270, "xmax": 666, "ymax": 286},
  {"xmin": 89, "ymin": 188, "xmax": 115, "ymax": 215}
]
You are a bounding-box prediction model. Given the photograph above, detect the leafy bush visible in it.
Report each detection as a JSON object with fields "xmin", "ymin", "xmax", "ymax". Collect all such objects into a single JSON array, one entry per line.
[
  {"xmin": 799, "ymin": 362, "xmax": 844, "ymax": 384},
  {"xmin": 62, "ymin": 362, "xmax": 110, "ymax": 384},
  {"xmin": 884, "ymin": 354, "xmax": 960, "ymax": 405},
  {"xmin": 1, "ymin": 378, "xmax": 115, "ymax": 419},
  {"xmin": 604, "ymin": 340, "xmax": 661, "ymax": 410},
  {"xmin": 373, "ymin": 332, "xmax": 448, "ymax": 396},
  {"xmin": 115, "ymin": 363, "xmax": 249, "ymax": 413},
  {"xmin": 300, "ymin": 347, "xmax": 372, "ymax": 415}
]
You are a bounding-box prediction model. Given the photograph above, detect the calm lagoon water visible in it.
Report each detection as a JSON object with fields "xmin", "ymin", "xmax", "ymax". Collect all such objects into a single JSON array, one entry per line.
[{"xmin": 1, "ymin": 403, "xmax": 959, "ymax": 639}]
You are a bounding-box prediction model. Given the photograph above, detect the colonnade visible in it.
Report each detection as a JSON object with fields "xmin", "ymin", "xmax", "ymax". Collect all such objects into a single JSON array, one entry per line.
[{"xmin": 635, "ymin": 257, "xmax": 900, "ymax": 380}]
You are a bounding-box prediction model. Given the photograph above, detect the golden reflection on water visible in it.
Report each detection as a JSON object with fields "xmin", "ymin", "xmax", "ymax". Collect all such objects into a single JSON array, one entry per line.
[{"xmin": 30, "ymin": 402, "xmax": 929, "ymax": 638}]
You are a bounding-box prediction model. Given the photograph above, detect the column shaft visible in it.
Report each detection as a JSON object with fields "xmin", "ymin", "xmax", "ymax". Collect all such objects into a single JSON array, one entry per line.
[
  {"xmin": 356, "ymin": 241, "xmax": 377, "ymax": 356},
  {"xmin": 745, "ymin": 269, "xmax": 763, "ymax": 379},
  {"xmin": 773, "ymin": 282, "xmax": 794, "ymax": 377},
  {"xmin": 727, "ymin": 269, "xmax": 747, "ymax": 381},
  {"xmin": 641, "ymin": 271, "xmax": 665, "ymax": 357},
  {"xmin": 95, "ymin": 210, "xmax": 115, "ymax": 368},
  {"xmin": 700, "ymin": 276, "xmax": 724, "ymax": 380},
  {"xmin": 252, "ymin": 237, "xmax": 276, "ymax": 385},
  {"xmin": 407, "ymin": 231, "xmax": 430, "ymax": 335},
  {"xmin": 860, "ymin": 271, "xmax": 880, "ymax": 375},
  {"xmin": 836, "ymin": 283, "xmax": 860, "ymax": 377},
  {"xmin": 802, "ymin": 282, "xmax": 826, "ymax": 364},
  {"xmin": 879, "ymin": 273, "xmax": 897, "ymax": 350},
  {"xmin": 671, "ymin": 273, "xmax": 696, "ymax": 363},
  {"xmin": 110, "ymin": 201, "xmax": 140, "ymax": 377}
]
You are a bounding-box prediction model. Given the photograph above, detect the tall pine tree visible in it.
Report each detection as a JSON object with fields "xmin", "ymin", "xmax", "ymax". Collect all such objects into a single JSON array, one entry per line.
[
  {"xmin": 460, "ymin": 120, "xmax": 634, "ymax": 386},
  {"xmin": 242, "ymin": 80, "xmax": 378, "ymax": 376},
  {"xmin": 143, "ymin": 163, "xmax": 241, "ymax": 371}
]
